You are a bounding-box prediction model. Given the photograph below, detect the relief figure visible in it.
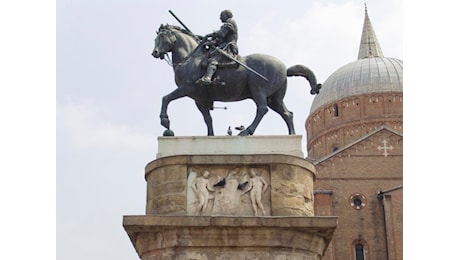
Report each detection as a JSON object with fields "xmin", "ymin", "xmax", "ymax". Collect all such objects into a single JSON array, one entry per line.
[
  {"xmin": 191, "ymin": 170, "xmax": 216, "ymax": 214},
  {"xmin": 243, "ymin": 168, "xmax": 269, "ymax": 216}
]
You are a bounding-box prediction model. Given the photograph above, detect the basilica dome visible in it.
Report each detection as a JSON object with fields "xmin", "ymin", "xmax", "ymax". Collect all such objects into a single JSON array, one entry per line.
[
  {"xmin": 310, "ymin": 57, "xmax": 403, "ymax": 113},
  {"xmin": 305, "ymin": 6, "xmax": 403, "ymax": 159}
]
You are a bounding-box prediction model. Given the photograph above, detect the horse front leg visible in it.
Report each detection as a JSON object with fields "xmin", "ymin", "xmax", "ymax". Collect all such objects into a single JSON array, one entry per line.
[
  {"xmin": 160, "ymin": 87, "xmax": 193, "ymax": 130},
  {"xmin": 196, "ymin": 101, "xmax": 214, "ymax": 136}
]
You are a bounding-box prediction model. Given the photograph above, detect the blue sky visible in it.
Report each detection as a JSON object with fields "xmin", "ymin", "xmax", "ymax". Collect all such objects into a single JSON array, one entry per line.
[{"xmin": 10, "ymin": 0, "xmax": 458, "ymax": 259}]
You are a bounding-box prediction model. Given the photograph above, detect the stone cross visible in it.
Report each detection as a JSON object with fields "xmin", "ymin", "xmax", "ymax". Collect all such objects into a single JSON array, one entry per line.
[{"xmin": 377, "ymin": 139, "xmax": 393, "ymax": 157}]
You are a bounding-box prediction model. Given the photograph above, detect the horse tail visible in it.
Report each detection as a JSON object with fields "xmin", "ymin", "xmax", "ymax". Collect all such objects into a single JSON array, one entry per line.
[{"xmin": 287, "ymin": 65, "xmax": 321, "ymax": 95}]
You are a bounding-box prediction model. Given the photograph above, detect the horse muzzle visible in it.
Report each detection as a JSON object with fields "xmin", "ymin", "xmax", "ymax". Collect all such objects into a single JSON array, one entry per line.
[{"xmin": 151, "ymin": 49, "xmax": 165, "ymax": 60}]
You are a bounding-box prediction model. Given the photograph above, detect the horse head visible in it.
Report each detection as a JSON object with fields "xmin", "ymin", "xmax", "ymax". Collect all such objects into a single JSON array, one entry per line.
[
  {"xmin": 151, "ymin": 24, "xmax": 199, "ymax": 63},
  {"xmin": 152, "ymin": 24, "xmax": 177, "ymax": 60}
]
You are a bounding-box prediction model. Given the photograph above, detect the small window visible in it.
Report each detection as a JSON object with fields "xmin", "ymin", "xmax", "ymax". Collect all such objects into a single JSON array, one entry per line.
[
  {"xmin": 349, "ymin": 193, "xmax": 367, "ymax": 210},
  {"xmin": 353, "ymin": 198, "xmax": 362, "ymax": 207},
  {"xmin": 355, "ymin": 243, "xmax": 365, "ymax": 260},
  {"xmin": 333, "ymin": 104, "xmax": 339, "ymax": 117}
]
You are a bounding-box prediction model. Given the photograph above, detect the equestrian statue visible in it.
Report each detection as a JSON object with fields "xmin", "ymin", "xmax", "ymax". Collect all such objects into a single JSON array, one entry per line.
[{"xmin": 151, "ymin": 10, "xmax": 321, "ymax": 136}]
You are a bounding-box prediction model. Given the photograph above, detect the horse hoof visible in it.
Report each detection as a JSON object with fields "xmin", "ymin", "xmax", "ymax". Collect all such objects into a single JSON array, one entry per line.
[
  {"xmin": 163, "ymin": 129, "xmax": 175, "ymax": 136},
  {"xmin": 238, "ymin": 129, "xmax": 253, "ymax": 136},
  {"xmin": 161, "ymin": 117, "xmax": 170, "ymax": 129}
]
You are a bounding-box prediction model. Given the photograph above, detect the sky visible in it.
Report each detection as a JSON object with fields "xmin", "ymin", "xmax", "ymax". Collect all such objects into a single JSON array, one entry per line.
[
  {"xmin": 63, "ymin": 0, "xmax": 403, "ymax": 259},
  {"xmin": 55, "ymin": 1, "xmax": 402, "ymax": 259},
  {"xmin": 8, "ymin": 0, "xmax": 460, "ymax": 259}
]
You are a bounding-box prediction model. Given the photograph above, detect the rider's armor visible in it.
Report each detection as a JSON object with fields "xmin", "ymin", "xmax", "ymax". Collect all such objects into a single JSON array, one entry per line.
[{"xmin": 196, "ymin": 15, "xmax": 239, "ymax": 85}]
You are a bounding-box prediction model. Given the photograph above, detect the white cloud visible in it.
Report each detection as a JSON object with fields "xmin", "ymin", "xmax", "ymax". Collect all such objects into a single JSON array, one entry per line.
[{"xmin": 58, "ymin": 100, "xmax": 155, "ymax": 151}]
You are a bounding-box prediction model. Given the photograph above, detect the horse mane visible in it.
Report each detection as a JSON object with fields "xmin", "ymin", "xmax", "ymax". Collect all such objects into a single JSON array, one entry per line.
[{"xmin": 161, "ymin": 24, "xmax": 200, "ymax": 42}]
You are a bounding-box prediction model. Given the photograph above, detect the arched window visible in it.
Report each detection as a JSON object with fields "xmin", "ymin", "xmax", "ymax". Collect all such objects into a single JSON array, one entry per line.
[
  {"xmin": 333, "ymin": 104, "xmax": 339, "ymax": 117},
  {"xmin": 354, "ymin": 243, "xmax": 365, "ymax": 260}
]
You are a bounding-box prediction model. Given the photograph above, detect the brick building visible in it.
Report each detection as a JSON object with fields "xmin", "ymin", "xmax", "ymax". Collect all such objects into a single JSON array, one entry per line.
[{"xmin": 306, "ymin": 6, "xmax": 403, "ymax": 260}]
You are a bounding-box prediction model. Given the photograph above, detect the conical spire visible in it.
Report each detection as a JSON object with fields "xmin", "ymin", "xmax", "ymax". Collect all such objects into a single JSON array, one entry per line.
[{"xmin": 357, "ymin": 4, "xmax": 384, "ymax": 59}]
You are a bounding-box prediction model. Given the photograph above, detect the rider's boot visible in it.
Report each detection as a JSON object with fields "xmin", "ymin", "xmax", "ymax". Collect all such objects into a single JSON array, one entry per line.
[{"xmin": 196, "ymin": 60, "xmax": 218, "ymax": 85}]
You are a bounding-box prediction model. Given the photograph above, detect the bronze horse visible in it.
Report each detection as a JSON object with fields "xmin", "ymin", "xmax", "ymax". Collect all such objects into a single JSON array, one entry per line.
[{"xmin": 152, "ymin": 24, "xmax": 321, "ymax": 136}]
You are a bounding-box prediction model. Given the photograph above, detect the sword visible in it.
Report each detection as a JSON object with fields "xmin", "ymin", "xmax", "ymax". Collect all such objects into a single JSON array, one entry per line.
[
  {"xmin": 211, "ymin": 46, "xmax": 269, "ymax": 82},
  {"xmin": 168, "ymin": 10, "xmax": 269, "ymax": 82}
]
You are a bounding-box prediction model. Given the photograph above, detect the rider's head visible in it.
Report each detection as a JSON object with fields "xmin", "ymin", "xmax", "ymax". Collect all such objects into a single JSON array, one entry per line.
[{"xmin": 220, "ymin": 10, "xmax": 233, "ymax": 22}]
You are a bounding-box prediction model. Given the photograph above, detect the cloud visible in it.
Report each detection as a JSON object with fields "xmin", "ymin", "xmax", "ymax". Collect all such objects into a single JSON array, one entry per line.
[
  {"xmin": 57, "ymin": 219, "xmax": 138, "ymax": 259},
  {"xmin": 57, "ymin": 99, "xmax": 155, "ymax": 151}
]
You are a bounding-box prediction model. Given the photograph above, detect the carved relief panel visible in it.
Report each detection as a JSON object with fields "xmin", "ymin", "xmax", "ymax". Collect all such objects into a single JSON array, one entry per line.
[{"xmin": 187, "ymin": 166, "xmax": 271, "ymax": 216}]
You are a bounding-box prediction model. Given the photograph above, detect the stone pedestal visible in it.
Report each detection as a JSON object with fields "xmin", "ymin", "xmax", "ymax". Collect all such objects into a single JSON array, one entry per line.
[
  {"xmin": 124, "ymin": 216, "xmax": 337, "ymax": 260},
  {"xmin": 123, "ymin": 136, "xmax": 337, "ymax": 259}
]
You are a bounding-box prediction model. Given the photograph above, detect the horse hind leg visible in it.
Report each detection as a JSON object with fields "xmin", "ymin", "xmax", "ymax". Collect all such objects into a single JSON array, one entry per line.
[
  {"xmin": 239, "ymin": 97, "xmax": 269, "ymax": 136},
  {"xmin": 268, "ymin": 99, "xmax": 295, "ymax": 135}
]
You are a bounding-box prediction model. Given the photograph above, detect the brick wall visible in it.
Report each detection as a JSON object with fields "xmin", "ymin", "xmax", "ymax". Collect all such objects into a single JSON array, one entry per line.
[
  {"xmin": 312, "ymin": 131, "xmax": 402, "ymax": 260},
  {"xmin": 306, "ymin": 93, "xmax": 403, "ymax": 159}
]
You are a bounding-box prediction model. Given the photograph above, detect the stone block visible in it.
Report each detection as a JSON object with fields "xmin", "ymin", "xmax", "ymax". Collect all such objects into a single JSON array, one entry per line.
[{"xmin": 156, "ymin": 135, "xmax": 304, "ymax": 158}]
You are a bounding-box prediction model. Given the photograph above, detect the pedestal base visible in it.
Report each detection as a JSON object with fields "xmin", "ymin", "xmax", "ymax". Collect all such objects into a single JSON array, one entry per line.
[
  {"xmin": 124, "ymin": 136, "xmax": 337, "ymax": 259},
  {"xmin": 123, "ymin": 215, "xmax": 337, "ymax": 260}
]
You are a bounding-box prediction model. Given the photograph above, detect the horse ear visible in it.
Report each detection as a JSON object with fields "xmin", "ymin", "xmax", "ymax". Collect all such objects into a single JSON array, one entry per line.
[{"xmin": 157, "ymin": 24, "xmax": 164, "ymax": 34}]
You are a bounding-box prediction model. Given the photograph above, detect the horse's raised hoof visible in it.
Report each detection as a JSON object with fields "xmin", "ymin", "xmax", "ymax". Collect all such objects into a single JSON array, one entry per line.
[
  {"xmin": 161, "ymin": 117, "xmax": 170, "ymax": 129},
  {"xmin": 163, "ymin": 129, "xmax": 175, "ymax": 136}
]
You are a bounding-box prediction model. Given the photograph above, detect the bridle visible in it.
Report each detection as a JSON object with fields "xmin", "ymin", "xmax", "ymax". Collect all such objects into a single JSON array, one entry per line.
[
  {"xmin": 154, "ymin": 27, "xmax": 202, "ymax": 67},
  {"xmin": 155, "ymin": 29, "xmax": 177, "ymax": 66}
]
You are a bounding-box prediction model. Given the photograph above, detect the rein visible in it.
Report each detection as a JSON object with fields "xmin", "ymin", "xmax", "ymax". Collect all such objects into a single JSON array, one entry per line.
[{"xmin": 163, "ymin": 53, "xmax": 176, "ymax": 67}]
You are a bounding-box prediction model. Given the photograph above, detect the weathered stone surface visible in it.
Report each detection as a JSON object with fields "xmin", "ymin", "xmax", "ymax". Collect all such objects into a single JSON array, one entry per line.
[
  {"xmin": 123, "ymin": 216, "xmax": 338, "ymax": 260},
  {"xmin": 146, "ymin": 164, "xmax": 188, "ymax": 215},
  {"xmin": 145, "ymin": 154, "xmax": 315, "ymax": 216},
  {"xmin": 271, "ymin": 164, "xmax": 314, "ymax": 216}
]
